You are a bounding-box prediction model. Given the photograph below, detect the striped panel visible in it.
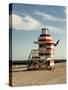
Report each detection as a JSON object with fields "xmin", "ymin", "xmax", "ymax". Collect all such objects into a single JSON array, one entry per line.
[
  {"xmin": 39, "ymin": 53, "xmax": 54, "ymax": 57},
  {"xmin": 40, "ymin": 34, "xmax": 50, "ymax": 36},
  {"xmin": 45, "ymin": 41, "xmax": 53, "ymax": 43},
  {"xmin": 39, "ymin": 48, "xmax": 54, "ymax": 52},
  {"xmin": 39, "ymin": 36, "xmax": 52, "ymax": 40},
  {"xmin": 38, "ymin": 39, "xmax": 52, "ymax": 41},
  {"xmin": 46, "ymin": 45, "xmax": 54, "ymax": 49},
  {"xmin": 46, "ymin": 48, "xmax": 54, "ymax": 51},
  {"xmin": 39, "ymin": 48, "xmax": 54, "ymax": 54},
  {"xmin": 45, "ymin": 43, "xmax": 54, "ymax": 45},
  {"xmin": 39, "ymin": 48, "xmax": 46, "ymax": 53},
  {"xmin": 38, "ymin": 40, "xmax": 53, "ymax": 44},
  {"xmin": 38, "ymin": 42, "xmax": 54, "ymax": 45},
  {"xmin": 39, "ymin": 53, "xmax": 49, "ymax": 55}
]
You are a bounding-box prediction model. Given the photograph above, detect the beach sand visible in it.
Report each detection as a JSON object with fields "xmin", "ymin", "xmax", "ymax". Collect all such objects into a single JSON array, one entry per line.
[{"xmin": 11, "ymin": 62, "xmax": 66, "ymax": 86}]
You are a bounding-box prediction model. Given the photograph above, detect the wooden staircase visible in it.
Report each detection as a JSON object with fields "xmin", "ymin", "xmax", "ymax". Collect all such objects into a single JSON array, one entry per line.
[{"xmin": 28, "ymin": 49, "xmax": 48, "ymax": 70}]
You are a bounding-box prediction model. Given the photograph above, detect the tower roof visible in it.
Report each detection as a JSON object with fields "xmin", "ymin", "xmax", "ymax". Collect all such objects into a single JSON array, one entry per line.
[{"xmin": 41, "ymin": 28, "xmax": 49, "ymax": 34}]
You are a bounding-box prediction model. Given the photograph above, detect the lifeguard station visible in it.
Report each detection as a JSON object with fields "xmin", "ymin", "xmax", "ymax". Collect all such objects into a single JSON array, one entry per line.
[{"xmin": 28, "ymin": 28, "xmax": 59, "ymax": 70}]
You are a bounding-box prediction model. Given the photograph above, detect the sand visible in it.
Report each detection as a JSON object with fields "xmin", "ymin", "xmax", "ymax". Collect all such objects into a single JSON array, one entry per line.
[{"xmin": 11, "ymin": 62, "xmax": 66, "ymax": 86}]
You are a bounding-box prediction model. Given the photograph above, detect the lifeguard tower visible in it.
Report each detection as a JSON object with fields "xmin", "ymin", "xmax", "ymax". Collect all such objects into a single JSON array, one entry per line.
[{"xmin": 28, "ymin": 28, "xmax": 59, "ymax": 70}]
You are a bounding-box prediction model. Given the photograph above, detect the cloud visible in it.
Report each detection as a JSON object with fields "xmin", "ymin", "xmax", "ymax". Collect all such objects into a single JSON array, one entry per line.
[
  {"xmin": 35, "ymin": 11, "xmax": 65, "ymax": 21},
  {"xmin": 9, "ymin": 13, "xmax": 40, "ymax": 30},
  {"xmin": 9, "ymin": 13, "xmax": 65, "ymax": 34}
]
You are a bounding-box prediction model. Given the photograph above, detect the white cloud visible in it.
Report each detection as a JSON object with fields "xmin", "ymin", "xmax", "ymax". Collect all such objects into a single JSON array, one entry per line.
[
  {"xmin": 35, "ymin": 11, "xmax": 65, "ymax": 21},
  {"xmin": 9, "ymin": 13, "xmax": 65, "ymax": 34},
  {"xmin": 9, "ymin": 13, "xmax": 40, "ymax": 30}
]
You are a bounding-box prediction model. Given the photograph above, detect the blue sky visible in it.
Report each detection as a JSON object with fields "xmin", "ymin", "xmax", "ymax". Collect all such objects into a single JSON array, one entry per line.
[{"xmin": 9, "ymin": 3, "xmax": 66, "ymax": 60}]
